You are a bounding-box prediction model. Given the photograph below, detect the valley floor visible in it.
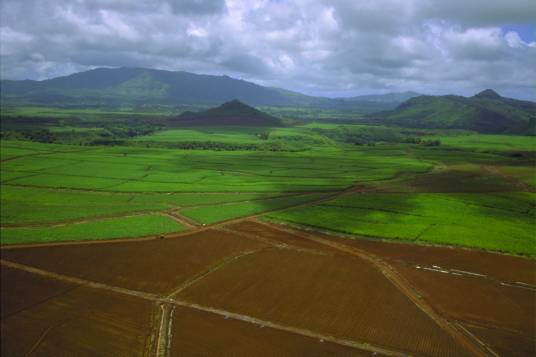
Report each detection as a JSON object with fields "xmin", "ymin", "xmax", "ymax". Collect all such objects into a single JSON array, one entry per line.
[{"xmin": 1, "ymin": 127, "xmax": 534, "ymax": 356}]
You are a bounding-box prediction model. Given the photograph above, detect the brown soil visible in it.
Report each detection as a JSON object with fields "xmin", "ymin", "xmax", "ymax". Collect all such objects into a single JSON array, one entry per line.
[
  {"xmin": 170, "ymin": 307, "xmax": 370, "ymax": 356},
  {"xmin": 225, "ymin": 220, "xmax": 339, "ymax": 252},
  {"xmin": 464, "ymin": 323, "xmax": 535, "ymax": 357},
  {"xmin": 394, "ymin": 264, "xmax": 535, "ymax": 338},
  {"xmin": 277, "ymin": 224, "xmax": 536, "ymax": 356},
  {"xmin": 1, "ymin": 267, "xmax": 74, "ymax": 319},
  {"xmin": 1, "ymin": 229, "xmax": 267, "ymax": 294},
  {"xmin": 177, "ymin": 247, "xmax": 469, "ymax": 357},
  {"xmin": 311, "ymin": 232, "xmax": 536, "ymax": 285},
  {"xmin": 2, "ymin": 218, "xmax": 532, "ymax": 356},
  {"xmin": 1, "ymin": 280, "xmax": 153, "ymax": 357}
]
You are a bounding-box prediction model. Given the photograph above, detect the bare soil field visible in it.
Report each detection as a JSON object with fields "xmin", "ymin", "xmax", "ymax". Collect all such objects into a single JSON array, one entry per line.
[
  {"xmin": 314, "ymin": 234, "xmax": 536, "ymax": 284},
  {"xmin": 463, "ymin": 323, "xmax": 536, "ymax": 357},
  {"xmin": 1, "ymin": 269, "xmax": 154, "ymax": 356},
  {"xmin": 1, "ymin": 266, "xmax": 74, "ymax": 319},
  {"xmin": 273, "ymin": 224, "xmax": 535, "ymax": 356},
  {"xmin": 177, "ymin": 247, "xmax": 469, "ymax": 356},
  {"xmin": 1, "ymin": 229, "xmax": 267, "ymax": 294},
  {"xmin": 170, "ymin": 306, "xmax": 370, "ymax": 356},
  {"xmin": 225, "ymin": 220, "xmax": 339, "ymax": 252},
  {"xmin": 393, "ymin": 264, "xmax": 535, "ymax": 356},
  {"xmin": 1, "ymin": 220, "xmax": 533, "ymax": 356}
]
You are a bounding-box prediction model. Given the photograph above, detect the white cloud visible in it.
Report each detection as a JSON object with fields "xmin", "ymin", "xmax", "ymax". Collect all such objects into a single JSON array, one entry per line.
[{"xmin": 0, "ymin": 0, "xmax": 534, "ymax": 100}]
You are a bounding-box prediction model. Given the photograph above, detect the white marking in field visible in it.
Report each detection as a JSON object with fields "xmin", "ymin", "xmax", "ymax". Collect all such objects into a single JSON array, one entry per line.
[
  {"xmin": 501, "ymin": 282, "xmax": 536, "ymax": 290},
  {"xmin": 415, "ymin": 263, "xmax": 534, "ymax": 291},
  {"xmin": 515, "ymin": 281, "xmax": 536, "ymax": 288},
  {"xmin": 422, "ymin": 267, "xmax": 448, "ymax": 274},
  {"xmin": 450, "ymin": 269, "xmax": 486, "ymax": 277}
]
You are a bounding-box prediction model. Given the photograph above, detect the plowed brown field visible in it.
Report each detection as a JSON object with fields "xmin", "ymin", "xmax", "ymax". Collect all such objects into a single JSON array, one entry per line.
[
  {"xmin": 315, "ymin": 234, "xmax": 536, "ymax": 284},
  {"xmin": 177, "ymin": 247, "xmax": 469, "ymax": 356},
  {"xmin": 2, "ymin": 220, "xmax": 532, "ymax": 356},
  {"xmin": 277, "ymin": 224, "xmax": 536, "ymax": 357},
  {"xmin": 1, "ymin": 268, "xmax": 154, "ymax": 357},
  {"xmin": 225, "ymin": 220, "xmax": 337, "ymax": 252},
  {"xmin": 1, "ymin": 230, "xmax": 267, "ymax": 294},
  {"xmin": 170, "ymin": 307, "xmax": 370, "ymax": 356},
  {"xmin": 464, "ymin": 323, "xmax": 536, "ymax": 357}
]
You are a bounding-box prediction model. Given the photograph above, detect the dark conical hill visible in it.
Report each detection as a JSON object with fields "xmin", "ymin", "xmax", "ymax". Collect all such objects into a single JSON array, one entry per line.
[{"xmin": 174, "ymin": 99, "xmax": 283, "ymax": 127}]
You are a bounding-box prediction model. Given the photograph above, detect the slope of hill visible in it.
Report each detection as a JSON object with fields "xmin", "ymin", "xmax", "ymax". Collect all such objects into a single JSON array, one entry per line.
[
  {"xmin": 367, "ymin": 90, "xmax": 536, "ymax": 134},
  {"xmin": 0, "ymin": 67, "xmax": 415, "ymax": 111},
  {"xmin": 173, "ymin": 99, "xmax": 283, "ymax": 126}
]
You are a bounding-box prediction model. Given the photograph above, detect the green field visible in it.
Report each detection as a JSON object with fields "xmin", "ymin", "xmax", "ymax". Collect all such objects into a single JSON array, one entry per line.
[
  {"xmin": 0, "ymin": 214, "xmax": 186, "ymax": 245},
  {"xmin": 181, "ymin": 193, "xmax": 328, "ymax": 224},
  {"xmin": 1, "ymin": 125, "xmax": 534, "ymax": 254},
  {"xmin": 423, "ymin": 133, "xmax": 536, "ymax": 152},
  {"xmin": 267, "ymin": 192, "xmax": 536, "ymax": 257}
]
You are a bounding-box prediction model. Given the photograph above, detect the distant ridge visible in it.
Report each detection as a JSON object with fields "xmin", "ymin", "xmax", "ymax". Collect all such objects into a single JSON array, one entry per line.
[
  {"xmin": 0, "ymin": 67, "xmax": 417, "ymax": 112},
  {"xmin": 174, "ymin": 99, "xmax": 283, "ymax": 126},
  {"xmin": 366, "ymin": 89, "xmax": 536, "ymax": 134}
]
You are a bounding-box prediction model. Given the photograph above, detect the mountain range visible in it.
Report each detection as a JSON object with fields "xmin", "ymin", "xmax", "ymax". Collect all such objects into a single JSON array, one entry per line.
[
  {"xmin": 1, "ymin": 67, "xmax": 534, "ymax": 134},
  {"xmin": 0, "ymin": 67, "xmax": 417, "ymax": 112}
]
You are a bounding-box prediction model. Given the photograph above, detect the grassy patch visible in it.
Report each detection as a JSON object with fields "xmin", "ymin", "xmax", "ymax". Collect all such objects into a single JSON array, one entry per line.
[
  {"xmin": 0, "ymin": 214, "xmax": 186, "ymax": 244},
  {"xmin": 181, "ymin": 193, "xmax": 328, "ymax": 224},
  {"xmin": 0, "ymin": 185, "xmax": 282, "ymax": 225},
  {"xmin": 267, "ymin": 192, "xmax": 536, "ymax": 257}
]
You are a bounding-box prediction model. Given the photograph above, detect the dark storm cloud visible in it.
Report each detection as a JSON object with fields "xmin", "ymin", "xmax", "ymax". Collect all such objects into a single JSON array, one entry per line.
[{"xmin": 0, "ymin": 0, "xmax": 534, "ymax": 100}]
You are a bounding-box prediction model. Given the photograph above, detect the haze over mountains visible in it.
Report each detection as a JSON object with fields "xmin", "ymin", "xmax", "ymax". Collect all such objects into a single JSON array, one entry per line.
[{"xmin": 0, "ymin": 67, "xmax": 418, "ymax": 112}]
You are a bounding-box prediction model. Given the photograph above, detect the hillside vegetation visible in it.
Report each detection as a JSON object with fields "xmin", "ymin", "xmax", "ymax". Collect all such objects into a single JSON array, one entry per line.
[{"xmin": 368, "ymin": 89, "xmax": 536, "ymax": 134}]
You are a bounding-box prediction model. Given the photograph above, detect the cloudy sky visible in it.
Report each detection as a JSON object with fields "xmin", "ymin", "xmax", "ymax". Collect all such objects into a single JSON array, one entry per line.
[{"xmin": 1, "ymin": 0, "xmax": 535, "ymax": 100}]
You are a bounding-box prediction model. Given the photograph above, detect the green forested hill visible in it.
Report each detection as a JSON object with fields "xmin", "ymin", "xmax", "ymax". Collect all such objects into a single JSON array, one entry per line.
[{"xmin": 367, "ymin": 89, "xmax": 536, "ymax": 134}]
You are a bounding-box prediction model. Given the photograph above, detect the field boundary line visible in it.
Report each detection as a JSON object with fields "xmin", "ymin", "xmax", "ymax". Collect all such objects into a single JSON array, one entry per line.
[
  {"xmin": 455, "ymin": 323, "xmax": 500, "ymax": 357},
  {"xmin": 483, "ymin": 165, "xmax": 533, "ymax": 192},
  {"xmin": 1, "ymin": 285, "xmax": 78, "ymax": 320},
  {"xmin": 414, "ymin": 223, "xmax": 437, "ymax": 240},
  {"xmin": 155, "ymin": 303, "xmax": 173, "ymax": 357},
  {"xmin": 163, "ymin": 210, "xmax": 200, "ymax": 228},
  {"xmin": 179, "ymin": 192, "xmax": 304, "ymax": 209},
  {"xmin": 0, "ymin": 259, "xmax": 162, "ymax": 302},
  {"xmin": 254, "ymin": 220, "xmax": 489, "ymax": 357},
  {"xmin": 0, "ymin": 147, "xmax": 100, "ymax": 163},
  {"xmin": 170, "ymin": 298, "xmax": 407, "ymax": 357},
  {"xmin": 1, "ymin": 182, "xmax": 337, "ymax": 195},
  {"xmin": 166, "ymin": 248, "xmax": 265, "ymax": 298},
  {"xmin": 217, "ymin": 227, "xmax": 330, "ymax": 256},
  {"xmin": 1, "ymin": 210, "xmax": 170, "ymax": 228},
  {"xmin": 24, "ymin": 320, "xmax": 71, "ymax": 357}
]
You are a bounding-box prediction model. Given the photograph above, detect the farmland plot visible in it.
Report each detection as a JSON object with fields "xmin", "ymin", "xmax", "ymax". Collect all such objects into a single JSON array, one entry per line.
[
  {"xmin": 177, "ymin": 247, "xmax": 469, "ymax": 356},
  {"xmin": 1, "ymin": 229, "xmax": 267, "ymax": 294},
  {"xmin": 1, "ymin": 268, "xmax": 153, "ymax": 357},
  {"xmin": 170, "ymin": 307, "xmax": 369, "ymax": 356}
]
